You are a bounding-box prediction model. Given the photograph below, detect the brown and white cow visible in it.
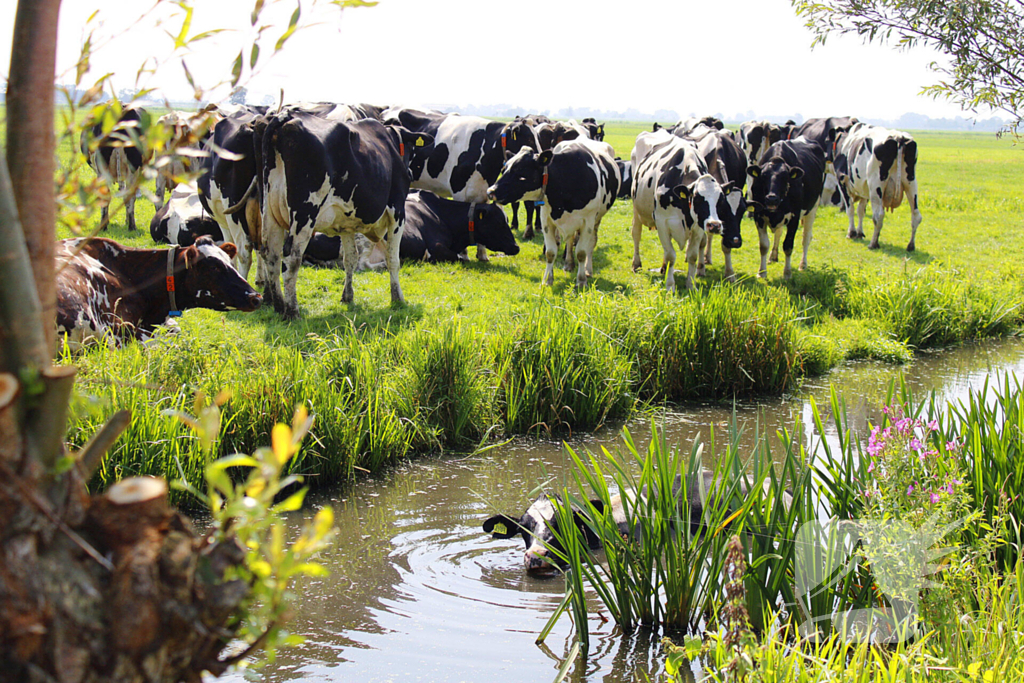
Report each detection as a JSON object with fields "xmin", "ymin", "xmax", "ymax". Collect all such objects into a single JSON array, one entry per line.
[{"xmin": 56, "ymin": 236, "xmax": 261, "ymax": 350}]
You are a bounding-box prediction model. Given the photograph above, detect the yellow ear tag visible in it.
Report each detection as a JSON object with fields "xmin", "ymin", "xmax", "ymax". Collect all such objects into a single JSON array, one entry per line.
[
  {"xmin": 415, "ymin": 136, "xmax": 425, "ymax": 147},
  {"xmin": 492, "ymin": 522, "xmax": 508, "ymax": 535},
  {"xmin": 512, "ymin": 130, "xmax": 517, "ymax": 141}
]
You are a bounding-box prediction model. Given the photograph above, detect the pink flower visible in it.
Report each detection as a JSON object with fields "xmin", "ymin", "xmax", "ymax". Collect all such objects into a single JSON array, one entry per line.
[
  {"xmin": 907, "ymin": 484, "xmax": 914, "ymax": 495},
  {"xmin": 910, "ymin": 437, "xmax": 924, "ymax": 452},
  {"xmin": 867, "ymin": 461, "xmax": 875, "ymax": 473},
  {"xmin": 927, "ymin": 420, "xmax": 939, "ymax": 431},
  {"xmin": 930, "ymin": 492, "xmax": 941, "ymax": 504}
]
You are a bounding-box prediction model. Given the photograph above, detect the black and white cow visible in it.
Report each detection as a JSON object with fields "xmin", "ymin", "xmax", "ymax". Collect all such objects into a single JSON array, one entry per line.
[
  {"xmin": 259, "ymin": 110, "xmax": 433, "ymax": 317},
  {"xmin": 197, "ymin": 108, "xmax": 265, "ymax": 279},
  {"xmin": 787, "ymin": 117, "xmax": 859, "ymax": 208},
  {"xmin": 153, "ymin": 109, "xmax": 220, "ymax": 210},
  {"xmin": 746, "ymin": 138, "xmax": 826, "ymax": 278},
  {"xmin": 487, "ymin": 138, "xmax": 619, "ymax": 288},
  {"xmin": 399, "ymin": 190, "xmax": 519, "ymax": 262},
  {"xmin": 655, "ymin": 116, "xmax": 725, "ymax": 136},
  {"xmin": 693, "ymin": 130, "xmax": 748, "ymax": 281},
  {"xmin": 832, "ymin": 123, "xmax": 922, "ymax": 251},
  {"xmin": 615, "ymin": 158, "xmax": 633, "ymax": 199},
  {"xmin": 150, "ymin": 182, "xmax": 224, "ymax": 245},
  {"xmin": 381, "ymin": 107, "xmax": 537, "ymax": 260},
  {"xmin": 513, "ymin": 120, "xmax": 589, "ymax": 239},
  {"xmin": 630, "ymin": 130, "xmax": 733, "ymax": 291},
  {"xmin": 56, "ymin": 236, "xmax": 260, "ymax": 350},
  {"xmin": 580, "ymin": 117, "xmax": 606, "ymax": 141},
  {"xmin": 81, "ymin": 105, "xmax": 146, "ymax": 232},
  {"xmin": 483, "ymin": 470, "xmax": 785, "ymax": 574}
]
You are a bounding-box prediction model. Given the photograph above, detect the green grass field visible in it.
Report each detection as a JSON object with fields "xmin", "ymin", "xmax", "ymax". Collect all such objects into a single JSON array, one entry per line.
[{"xmin": 53, "ymin": 119, "xmax": 1024, "ymax": 502}]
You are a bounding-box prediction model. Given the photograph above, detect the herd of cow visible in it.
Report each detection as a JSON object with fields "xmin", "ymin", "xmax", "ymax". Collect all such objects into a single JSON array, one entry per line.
[{"xmin": 58, "ymin": 102, "xmax": 922, "ymax": 348}]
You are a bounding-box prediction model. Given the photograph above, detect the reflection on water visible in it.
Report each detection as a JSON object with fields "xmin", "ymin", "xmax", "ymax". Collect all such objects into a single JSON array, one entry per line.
[{"xmin": 220, "ymin": 338, "xmax": 1024, "ymax": 683}]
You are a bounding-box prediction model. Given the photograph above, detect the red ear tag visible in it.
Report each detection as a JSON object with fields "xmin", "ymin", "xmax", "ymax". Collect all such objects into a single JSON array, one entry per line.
[
  {"xmin": 501, "ymin": 133, "xmax": 507, "ymax": 150},
  {"xmin": 399, "ymin": 142, "xmax": 405, "ymax": 156},
  {"xmin": 542, "ymin": 172, "xmax": 549, "ymax": 186},
  {"xmin": 469, "ymin": 219, "xmax": 475, "ymax": 232},
  {"xmin": 166, "ymin": 275, "xmax": 175, "ymax": 292}
]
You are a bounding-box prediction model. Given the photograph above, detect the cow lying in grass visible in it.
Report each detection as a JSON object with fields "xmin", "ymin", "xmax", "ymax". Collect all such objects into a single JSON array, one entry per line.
[{"xmin": 56, "ymin": 236, "xmax": 261, "ymax": 350}]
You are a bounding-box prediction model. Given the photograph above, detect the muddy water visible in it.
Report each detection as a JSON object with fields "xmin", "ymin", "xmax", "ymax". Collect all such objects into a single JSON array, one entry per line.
[{"xmin": 222, "ymin": 338, "xmax": 1024, "ymax": 683}]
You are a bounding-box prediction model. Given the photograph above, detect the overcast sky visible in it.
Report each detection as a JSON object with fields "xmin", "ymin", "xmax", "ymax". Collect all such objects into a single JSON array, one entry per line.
[{"xmin": 0, "ymin": 0, "xmax": 992, "ymax": 121}]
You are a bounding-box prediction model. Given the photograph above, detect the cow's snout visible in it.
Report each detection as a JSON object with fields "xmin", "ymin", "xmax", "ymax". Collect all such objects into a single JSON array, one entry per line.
[
  {"xmin": 731, "ymin": 235, "xmax": 742, "ymax": 248},
  {"xmin": 705, "ymin": 220, "xmax": 723, "ymax": 235},
  {"xmin": 249, "ymin": 292, "xmax": 264, "ymax": 308},
  {"xmin": 525, "ymin": 550, "xmax": 557, "ymax": 575},
  {"xmin": 765, "ymin": 194, "xmax": 780, "ymax": 211},
  {"xmin": 486, "ymin": 187, "xmax": 498, "ymax": 203}
]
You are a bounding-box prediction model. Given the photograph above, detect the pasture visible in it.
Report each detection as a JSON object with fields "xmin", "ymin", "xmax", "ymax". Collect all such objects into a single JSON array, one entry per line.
[{"xmin": 55, "ymin": 119, "xmax": 1024, "ymax": 502}]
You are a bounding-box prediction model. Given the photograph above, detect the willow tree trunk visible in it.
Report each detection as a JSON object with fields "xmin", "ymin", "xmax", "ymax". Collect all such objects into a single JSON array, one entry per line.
[{"xmin": 0, "ymin": 3, "xmax": 251, "ymax": 680}]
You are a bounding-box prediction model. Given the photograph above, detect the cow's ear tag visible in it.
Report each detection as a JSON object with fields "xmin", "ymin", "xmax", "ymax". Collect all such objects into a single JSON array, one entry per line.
[
  {"xmin": 512, "ymin": 130, "xmax": 517, "ymax": 141},
  {"xmin": 415, "ymin": 136, "xmax": 425, "ymax": 147},
  {"xmin": 492, "ymin": 522, "xmax": 507, "ymax": 535}
]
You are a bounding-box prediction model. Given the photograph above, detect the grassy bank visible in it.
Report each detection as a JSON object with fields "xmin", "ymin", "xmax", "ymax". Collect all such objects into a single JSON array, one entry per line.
[
  {"xmin": 56, "ymin": 124, "xmax": 1024, "ymax": 503},
  {"xmin": 549, "ymin": 377, "xmax": 1024, "ymax": 681}
]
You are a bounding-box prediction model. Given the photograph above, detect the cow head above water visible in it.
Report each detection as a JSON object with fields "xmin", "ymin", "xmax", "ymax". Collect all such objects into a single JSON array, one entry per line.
[
  {"xmin": 176, "ymin": 236, "xmax": 263, "ymax": 312},
  {"xmin": 746, "ymin": 157, "xmax": 803, "ymax": 213},
  {"xmin": 483, "ymin": 494, "xmax": 606, "ymax": 575},
  {"xmin": 486, "ymin": 148, "xmax": 552, "ymax": 205}
]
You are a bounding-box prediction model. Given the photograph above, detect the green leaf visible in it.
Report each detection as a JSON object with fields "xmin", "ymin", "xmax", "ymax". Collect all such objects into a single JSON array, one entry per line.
[
  {"xmin": 230, "ymin": 50, "xmax": 243, "ymax": 87},
  {"xmin": 273, "ymin": 488, "xmax": 307, "ymax": 513},
  {"xmin": 250, "ymin": 42, "xmax": 261, "ymax": 69},
  {"xmin": 174, "ymin": 4, "xmax": 193, "ymax": 48},
  {"xmin": 275, "ymin": 2, "xmax": 302, "ymax": 52},
  {"xmin": 294, "ymin": 562, "xmax": 329, "ymax": 577},
  {"xmin": 251, "ymin": 0, "xmax": 265, "ymax": 26}
]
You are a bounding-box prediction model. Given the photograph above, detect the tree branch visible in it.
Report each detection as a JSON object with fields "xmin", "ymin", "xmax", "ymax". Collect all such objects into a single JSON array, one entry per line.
[{"xmin": 6, "ymin": 0, "xmax": 62, "ymax": 355}]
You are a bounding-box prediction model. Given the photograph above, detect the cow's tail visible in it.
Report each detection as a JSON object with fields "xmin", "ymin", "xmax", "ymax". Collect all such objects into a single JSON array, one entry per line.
[{"xmin": 260, "ymin": 111, "xmax": 291, "ymax": 205}]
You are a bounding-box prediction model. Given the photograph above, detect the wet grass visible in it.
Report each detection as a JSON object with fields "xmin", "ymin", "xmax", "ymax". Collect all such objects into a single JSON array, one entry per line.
[{"xmin": 53, "ymin": 122, "xmax": 1024, "ymax": 502}]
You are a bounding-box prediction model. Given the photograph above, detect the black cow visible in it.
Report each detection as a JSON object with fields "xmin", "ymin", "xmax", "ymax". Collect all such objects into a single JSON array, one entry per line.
[
  {"xmin": 259, "ymin": 110, "xmax": 433, "ymax": 317},
  {"xmin": 381, "ymin": 107, "xmax": 537, "ymax": 261},
  {"xmin": 488, "ymin": 138, "xmax": 619, "ymax": 288},
  {"xmin": 693, "ymin": 130, "xmax": 748, "ymax": 281},
  {"xmin": 56, "ymin": 236, "xmax": 260, "ymax": 350},
  {"xmin": 81, "ymin": 105, "xmax": 146, "ymax": 232},
  {"xmin": 746, "ymin": 139, "xmax": 826, "ymax": 278},
  {"xmin": 150, "ymin": 182, "xmax": 224, "ymax": 246},
  {"xmin": 398, "ymin": 190, "xmax": 519, "ymax": 262}
]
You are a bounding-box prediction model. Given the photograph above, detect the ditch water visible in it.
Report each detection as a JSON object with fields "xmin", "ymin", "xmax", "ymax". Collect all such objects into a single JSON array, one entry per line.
[{"xmin": 221, "ymin": 337, "xmax": 1024, "ymax": 683}]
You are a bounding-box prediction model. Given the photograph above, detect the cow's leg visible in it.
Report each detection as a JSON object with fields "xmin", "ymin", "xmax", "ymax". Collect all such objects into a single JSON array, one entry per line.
[
  {"xmin": 525, "ymin": 201, "xmax": 536, "ymax": 231},
  {"xmin": 125, "ymin": 188, "xmax": 137, "ymax": 232},
  {"xmin": 155, "ymin": 173, "xmax": 167, "ymax": 210},
  {"xmin": 541, "ymin": 219, "xmax": 559, "ymax": 287},
  {"xmin": 722, "ymin": 246, "xmax": 735, "ymax": 282},
  {"xmin": 800, "ymin": 206, "xmax": 817, "ymax": 271},
  {"xmin": 782, "ymin": 215, "xmax": 801, "ymax": 278},
  {"xmin": 339, "ymin": 233, "xmax": 358, "ymax": 303},
  {"xmin": 769, "ymin": 225, "xmax": 784, "ymax": 263},
  {"xmin": 696, "ymin": 231, "xmax": 708, "ymax": 278},
  {"xmin": 574, "ymin": 222, "xmax": 597, "ymax": 289},
  {"xmin": 100, "ymin": 203, "xmax": 109, "ymax": 231},
  {"xmin": 631, "ymin": 209, "xmax": 644, "ymax": 272},
  {"xmin": 757, "ymin": 222, "xmax": 770, "ymax": 279},
  {"xmin": 280, "ymin": 226, "xmax": 313, "ymax": 319},
  {"xmin": 856, "ymin": 198, "xmax": 867, "ymax": 239},
  {"xmin": 510, "ymin": 202, "xmax": 520, "ymax": 231},
  {"xmin": 384, "ymin": 222, "xmax": 405, "ymax": 304},
  {"xmin": 684, "ymin": 225, "xmax": 704, "ymax": 288},
  {"xmin": 846, "ymin": 200, "xmax": 858, "ymax": 239},
  {"xmin": 563, "ymin": 231, "xmax": 578, "ymax": 273},
  {"xmin": 261, "ymin": 223, "xmax": 287, "ymax": 315},
  {"xmin": 905, "ymin": 178, "xmax": 922, "ymax": 252},
  {"xmin": 868, "ymin": 189, "xmax": 884, "ymax": 249},
  {"xmin": 659, "ymin": 221, "xmax": 682, "ymax": 292},
  {"xmin": 476, "ymin": 244, "xmax": 490, "ymax": 262},
  {"xmin": 704, "ymin": 232, "xmax": 713, "ymax": 265}
]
